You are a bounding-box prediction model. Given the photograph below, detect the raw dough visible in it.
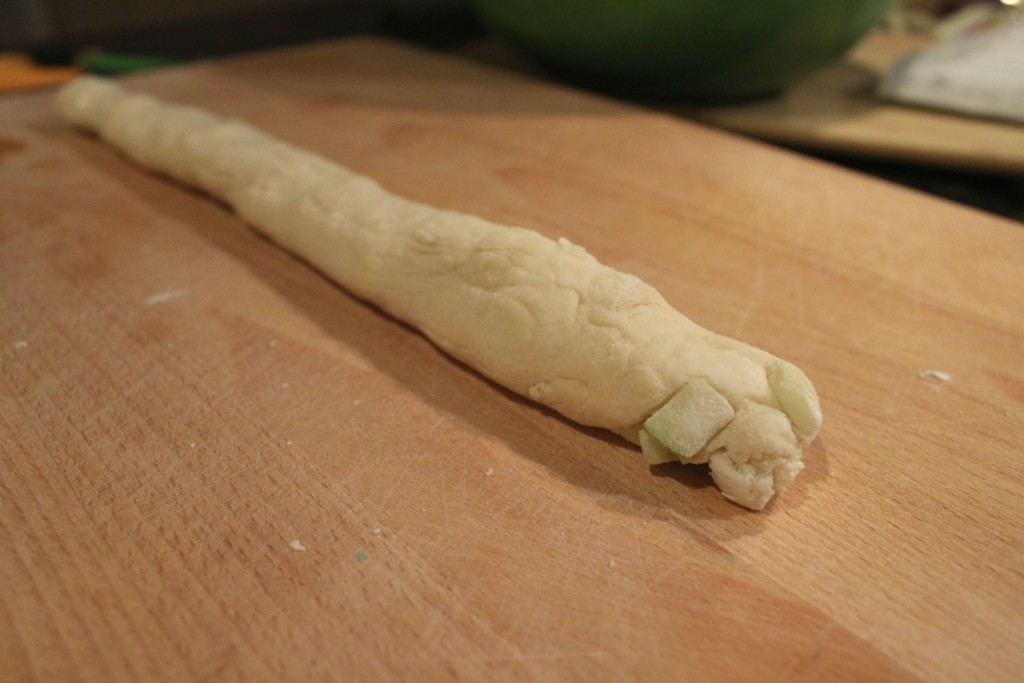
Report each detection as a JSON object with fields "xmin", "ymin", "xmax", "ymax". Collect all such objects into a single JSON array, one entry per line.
[{"xmin": 57, "ymin": 76, "xmax": 821, "ymax": 510}]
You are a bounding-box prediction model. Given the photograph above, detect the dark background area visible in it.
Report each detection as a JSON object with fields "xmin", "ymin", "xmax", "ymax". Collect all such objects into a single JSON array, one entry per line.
[{"xmin": 3, "ymin": 0, "xmax": 1021, "ymax": 224}]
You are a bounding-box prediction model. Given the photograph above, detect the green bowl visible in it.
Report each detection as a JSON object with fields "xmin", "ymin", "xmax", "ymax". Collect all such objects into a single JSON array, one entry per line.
[{"xmin": 470, "ymin": 0, "xmax": 893, "ymax": 100}]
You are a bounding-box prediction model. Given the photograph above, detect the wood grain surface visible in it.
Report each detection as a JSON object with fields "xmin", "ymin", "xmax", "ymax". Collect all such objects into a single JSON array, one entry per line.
[{"xmin": 1, "ymin": 37, "xmax": 1022, "ymax": 682}]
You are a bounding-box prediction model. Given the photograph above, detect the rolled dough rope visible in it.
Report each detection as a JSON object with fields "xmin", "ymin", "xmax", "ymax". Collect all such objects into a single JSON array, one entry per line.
[{"xmin": 56, "ymin": 76, "xmax": 821, "ymax": 510}]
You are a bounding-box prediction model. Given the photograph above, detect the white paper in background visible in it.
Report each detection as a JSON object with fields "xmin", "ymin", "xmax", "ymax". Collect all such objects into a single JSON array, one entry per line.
[{"xmin": 878, "ymin": 10, "xmax": 1024, "ymax": 124}]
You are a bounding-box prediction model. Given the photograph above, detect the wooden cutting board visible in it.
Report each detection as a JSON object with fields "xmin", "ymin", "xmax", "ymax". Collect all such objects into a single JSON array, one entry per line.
[{"xmin": 2, "ymin": 37, "xmax": 1022, "ymax": 682}]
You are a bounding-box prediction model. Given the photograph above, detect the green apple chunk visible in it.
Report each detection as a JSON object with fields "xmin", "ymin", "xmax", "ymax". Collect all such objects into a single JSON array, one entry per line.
[
  {"xmin": 766, "ymin": 361, "xmax": 822, "ymax": 443},
  {"xmin": 639, "ymin": 427, "xmax": 678, "ymax": 465},
  {"xmin": 642, "ymin": 378, "xmax": 735, "ymax": 461}
]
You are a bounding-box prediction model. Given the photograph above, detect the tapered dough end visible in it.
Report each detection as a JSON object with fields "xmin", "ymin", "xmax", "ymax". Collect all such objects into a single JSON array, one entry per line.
[
  {"xmin": 56, "ymin": 74, "xmax": 122, "ymax": 129},
  {"xmin": 638, "ymin": 369, "xmax": 816, "ymax": 510},
  {"xmin": 706, "ymin": 403, "xmax": 805, "ymax": 510}
]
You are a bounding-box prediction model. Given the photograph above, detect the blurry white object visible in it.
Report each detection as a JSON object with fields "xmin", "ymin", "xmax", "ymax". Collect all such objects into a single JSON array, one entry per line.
[{"xmin": 878, "ymin": 9, "xmax": 1024, "ymax": 123}]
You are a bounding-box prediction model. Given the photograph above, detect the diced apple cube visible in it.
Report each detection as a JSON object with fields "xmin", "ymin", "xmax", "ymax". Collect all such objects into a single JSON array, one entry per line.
[
  {"xmin": 643, "ymin": 378, "xmax": 734, "ymax": 461},
  {"xmin": 639, "ymin": 427, "xmax": 678, "ymax": 465},
  {"xmin": 766, "ymin": 361, "xmax": 822, "ymax": 443}
]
